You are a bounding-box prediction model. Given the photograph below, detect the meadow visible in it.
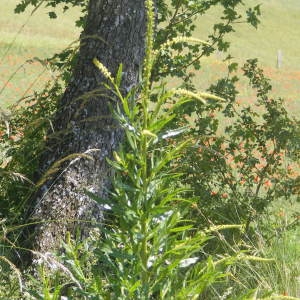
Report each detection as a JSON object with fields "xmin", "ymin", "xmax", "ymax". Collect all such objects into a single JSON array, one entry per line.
[
  {"xmin": 190, "ymin": 0, "xmax": 300, "ymax": 116},
  {"xmin": 1, "ymin": 0, "xmax": 299, "ymax": 111},
  {"xmin": 0, "ymin": 0, "xmax": 299, "ymax": 298},
  {"xmin": 0, "ymin": 0, "xmax": 80, "ymax": 107}
]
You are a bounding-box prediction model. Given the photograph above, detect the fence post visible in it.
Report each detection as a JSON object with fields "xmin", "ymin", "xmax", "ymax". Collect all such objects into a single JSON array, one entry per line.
[{"xmin": 277, "ymin": 49, "xmax": 283, "ymax": 69}]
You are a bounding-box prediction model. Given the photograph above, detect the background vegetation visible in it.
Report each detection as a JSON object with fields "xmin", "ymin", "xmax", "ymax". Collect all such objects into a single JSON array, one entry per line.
[{"xmin": 1, "ymin": 0, "xmax": 300, "ymax": 110}]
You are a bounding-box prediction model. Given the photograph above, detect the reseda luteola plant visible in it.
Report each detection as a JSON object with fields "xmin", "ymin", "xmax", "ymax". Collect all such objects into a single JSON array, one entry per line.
[
  {"xmin": 51, "ymin": 1, "xmax": 274, "ymax": 298},
  {"xmin": 88, "ymin": 1, "xmax": 233, "ymax": 296},
  {"xmin": 13, "ymin": 0, "xmax": 247, "ymax": 296}
]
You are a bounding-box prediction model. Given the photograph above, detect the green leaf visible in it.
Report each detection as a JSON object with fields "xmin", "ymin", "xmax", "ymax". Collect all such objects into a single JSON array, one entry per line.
[
  {"xmin": 115, "ymin": 63, "xmax": 123, "ymax": 87},
  {"xmin": 48, "ymin": 11, "xmax": 57, "ymax": 19},
  {"xmin": 106, "ymin": 158, "xmax": 124, "ymax": 171},
  {"xmin": 148, "ymin": 114, "xmax": 175, "ymax": 134},
  {"xmin": 128, "ymin": 280, "xmax": 141, "ymax": 294},
  {"xmin": 228, "ymin": 62, "xmax": 238, "ymax": 73},
  {"xmin": 169, "ymin": 225, "xmax": 193, "ymax": 232},
  {"xmin": 159, "ymin": 126, "xmax": 190, "ymax": 140},
  {"xmin": 84, "ymin": 189, "xmax": 112, "ymax": 207}
]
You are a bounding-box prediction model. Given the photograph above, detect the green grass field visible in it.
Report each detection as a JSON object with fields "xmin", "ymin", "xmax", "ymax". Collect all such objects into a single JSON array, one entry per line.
[
  {"xmin": 192, "ymin": 0, "xmax": 300, "ymax": 115},
  {"xmin": 0, "ymin": 0, "xmax": 299, "ymax": 112},
  {"xmin": 0, "ymin": 0, "xmax": 80, "ymax": 107}
]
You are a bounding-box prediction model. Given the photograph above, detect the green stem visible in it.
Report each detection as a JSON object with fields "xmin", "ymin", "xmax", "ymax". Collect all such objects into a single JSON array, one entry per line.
[
  {"xmin": 140, "ymin": 215, "xmax": 149, "ymax": 297},
  {"xmin": 140, "ymin": 134, "xmax": 150, "ymax": 296}
]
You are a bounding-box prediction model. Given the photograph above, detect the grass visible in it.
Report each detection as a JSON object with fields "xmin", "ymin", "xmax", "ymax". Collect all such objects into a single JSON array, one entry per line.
[
  {"xmin": 227, "ymin": 223, "xmax": 300, "ymax": 298},
  {"xmin": 254, "ymin": 202, "xmax": 300, "ymax": 297},
  {"xmin": 0, "ymin": 0, "xmax": 80, "ymax": 108},
  {"xmin": 191, "ymin": 0, "xmax": 300, "ymax": 116},
  {"xmin": 0, "ymin": 0, "xmax": 299, "ymax": 111},
  {"xmin": 194, "ymin": 0, "xmax": 300, "ymax": 70},
  {"xmin": 249, "ymin": 219, "xmax": 300, "ymax": 297}
]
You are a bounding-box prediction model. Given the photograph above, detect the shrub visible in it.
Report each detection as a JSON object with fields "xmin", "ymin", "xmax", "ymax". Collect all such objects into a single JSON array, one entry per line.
[{"xmin": 181, "ymin": 59, "xmax": 299, "ymax": 229}]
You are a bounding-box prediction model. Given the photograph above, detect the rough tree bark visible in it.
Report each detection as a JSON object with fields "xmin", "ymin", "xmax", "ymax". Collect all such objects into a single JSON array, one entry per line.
[{"xmin": 25, "ymin": 0, "xmax": 146, "ymax": 254}]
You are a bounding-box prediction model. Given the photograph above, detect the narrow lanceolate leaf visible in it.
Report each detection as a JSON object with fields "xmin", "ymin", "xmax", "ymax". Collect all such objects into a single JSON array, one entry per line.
[
  {"xmin": 126, "ymin": 131, "xmax": 138, "ymax": 150},
  {"xmin": 169, "ymin": 225, "xmax": 193, "ymax": 232},
  {"xmin": 179, "ymin": 257, "xmax": 199, "ymax": 268},
  {"xmin": 106, "ymin": 158, "xmax": 124, "ymax": 171},
  {"xmin": 148, "ymin": 115, "xmax": 176, "ymax": 134},
  {"xmin": 160, "ymin": 126, "xmax": 190, "ymax": 140},
  {"xmin": 84, "ymin": 189, "xmax": 112, "ymax": 208},
  {"xmin": 113, "ymin": 151, "xmax": 123, "ymax": 164},
  {"xmin": 141, "ymin": 129, "xmax": 157, "ymax": 138},
  {"xmin": 152, "ymin": 139, "xmax": 191, "ymax": 175},
  {"xmin": 115, "ymin": 63, "xmax": 123, "ymax": 87},
  {"xmin": 170, "ymin": 98, "xmax": 194, "ymax": 111},
  {"xmin": 151, "ymin": 90, "xmax": 174, "ymax": 119}
]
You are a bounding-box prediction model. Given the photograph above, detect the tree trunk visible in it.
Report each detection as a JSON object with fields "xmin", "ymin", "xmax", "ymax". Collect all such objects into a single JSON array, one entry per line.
[{"xmin": 25, "ymin": 0, "xmax": 146, "ymax": 254}]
